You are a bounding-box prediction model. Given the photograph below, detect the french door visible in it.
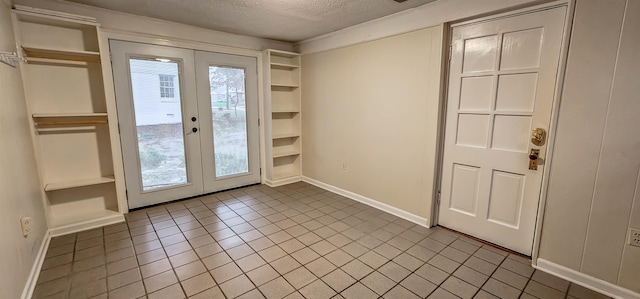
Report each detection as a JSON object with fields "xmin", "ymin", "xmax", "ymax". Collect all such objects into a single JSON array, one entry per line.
[{"xmin": 110, "ymin": 41, "xmax": 260, "ymax": 209}]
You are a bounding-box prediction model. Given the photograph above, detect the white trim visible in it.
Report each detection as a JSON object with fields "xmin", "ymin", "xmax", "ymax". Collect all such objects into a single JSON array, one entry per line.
[
  {"xmin": 296, "ymin": 0, "xmax": 540, "ymax": 55},
  {"xmin": 49, "ymin": 214, "xmax": 124, "ymax": 237},
  {"xmin": 265, "ymin": 176, "xmax": 302, "ymax": 187},
  {"xmin": 20, "ymin": 231, "xmax": 51, "ymax": 299},
  {"xmin": 535, "ymin": 259, "xmax": 640, "ymax": 299},
  {"xmin": 532, "ymin": 0, "xmax": 575, "ymax": 265},
  {"xmin": 302, "ymin": 176, "xmax": 429, "ymax": 228}
]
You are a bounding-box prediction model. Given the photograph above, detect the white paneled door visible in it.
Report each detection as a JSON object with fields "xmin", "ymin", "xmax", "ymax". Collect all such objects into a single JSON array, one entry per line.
[
  {"xmin": 438, "ymin": 7, "xmax": 566, "ymax": 255},
  {"xmin": 111, "ymin": 41, "xmax": 260, "ymax": 209}
]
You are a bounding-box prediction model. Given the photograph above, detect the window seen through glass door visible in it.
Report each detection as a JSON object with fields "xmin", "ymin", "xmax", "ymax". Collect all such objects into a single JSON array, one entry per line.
[
  {"xmin": 130, "ymin": 59, "xmax": 188, "ymax": 190},
  {"xmin": 209, "ymin": 66, "xmax": 250, "ymax": 177}
]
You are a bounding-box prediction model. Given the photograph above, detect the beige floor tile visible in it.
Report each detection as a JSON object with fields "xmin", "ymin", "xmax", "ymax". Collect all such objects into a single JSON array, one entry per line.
[
  {"xmin": 181, "ymin": 272, "xmax": 216, "ymax": 297},
  {"xmin": 140, "ymin": 258, "xmax": 173, "ymax": 278},
  {"xmin": 259, "ymin": 277, "xmax": 296, "ymax": 299},
  {"xmin": 401, "ymin": 273, "xmax": 437, "ymax": 297},
  {"xmin": 384, "ymin": 285, "xmax": 421, "ymax": 299},
  {"xmin": 143, "ymin": 270, "xmax": 178, "ymax": 294},
  {"xmin": 219, "ymin": 274, "xmax": 255, "ymax": 299},
  {"xmin": 174, "ymin": 260, "xmax": 207, "ymax": 281},
  {"xmin": 246, "ymin": 264, "xmax": 280, "ymax": 286},
  {"xmin": 108, "ymin": 281, "xmax": 145, "ymax": 299},
  {"xmin": 524, "ymin": 280, "xmax": 566, "ymax": 299},
  {"xmin": 147, "ymin": 283, "xmax": 185, "ymax": 299},
  {"xmin": 108, "ymin": 268, "xmax": 142, "ymax": 291},
  {"xmin": 210, "ymin": 261, "xmax": 242, "ymax": 283},
  {"xmin": 299, "ymin": 280, "xmax": 336, "ymax": 299},
  {"xmin": 441, "ymin": 276, "xmax": 479, "ymax": 299},
  {"xmin": 284, "ymin": 266, "xmax": 317, "ymax": 289}
]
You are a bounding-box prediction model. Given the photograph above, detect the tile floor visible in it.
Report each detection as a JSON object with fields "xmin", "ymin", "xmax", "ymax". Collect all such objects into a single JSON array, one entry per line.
[{"xmin": 34, "ymin": 182, "xmax": 612, "ymax": 299}]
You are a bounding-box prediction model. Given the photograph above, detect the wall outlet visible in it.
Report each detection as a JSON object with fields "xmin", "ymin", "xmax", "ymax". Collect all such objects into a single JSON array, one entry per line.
[
  {"xmin": 629, "ymin": 228, "xmax": 640, "ymax": 247},
  {"xmin": 21, "ymin": 216, "xmax": 32, "ymax": 237}
]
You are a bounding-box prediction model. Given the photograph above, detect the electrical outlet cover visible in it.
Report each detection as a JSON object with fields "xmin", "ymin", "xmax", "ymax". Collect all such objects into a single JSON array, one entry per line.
[{"xmin": 629, "ymin": 228, "xmax": 640, "ymax": 247}]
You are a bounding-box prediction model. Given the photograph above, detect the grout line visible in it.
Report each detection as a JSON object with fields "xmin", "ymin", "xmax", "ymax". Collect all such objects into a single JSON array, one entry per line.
[{"xmin": 47, "ymin": 182, "xmax": 598, "ymax": 299}]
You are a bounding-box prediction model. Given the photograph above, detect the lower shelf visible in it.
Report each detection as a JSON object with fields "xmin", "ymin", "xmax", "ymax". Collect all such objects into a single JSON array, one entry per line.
[
  {"xmin": 45, "ymin": 176, "xmax": 115, "ymax": 191},
  {"xmin": 50, "ymin": 209, "xmax": 120, "ymax": 230}
]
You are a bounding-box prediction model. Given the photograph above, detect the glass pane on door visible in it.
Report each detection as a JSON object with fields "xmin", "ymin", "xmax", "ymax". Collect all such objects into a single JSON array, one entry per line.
[
  {"xmin": 208, "ymin": 66, "xmax": 249, "ymax": 177},
  {"xmin": 129, "ymin": 58, "xmax": 188, "ymax": 190}
]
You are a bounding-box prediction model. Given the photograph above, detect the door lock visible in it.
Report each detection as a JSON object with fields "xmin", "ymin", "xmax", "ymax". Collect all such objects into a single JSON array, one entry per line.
[
  {"xmin": 531, "ymin": 128, "xmax": 546, "ymax": 146},
  {"xmin": 529, "ymin": 148, "xmax": 540, "ymax": 170}
]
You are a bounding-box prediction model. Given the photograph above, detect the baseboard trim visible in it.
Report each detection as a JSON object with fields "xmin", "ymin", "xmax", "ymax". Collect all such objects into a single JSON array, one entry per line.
[
  {"xmin": 49, "ymin": 214, "xmax": 125, "ymax": 237},
  {"xmin": 302, "ymin": 176, "xmax": 429, "ymax": 228},
  {"xmin": 535, "ymin": 259, "xmax": 640, "ymax": 299},
  {"xmin": 21, "ymin": 230, "xmax": 51, "ymax": 299},
  {"xmin": 265, "ymin": 176, "xmax": 302, "ymax": 187}
]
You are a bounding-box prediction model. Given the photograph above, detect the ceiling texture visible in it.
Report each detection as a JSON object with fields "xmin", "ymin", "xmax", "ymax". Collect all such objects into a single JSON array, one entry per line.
[{"xmin": 62, "ymin": 0, "xmax": 438, "ymax": 42}]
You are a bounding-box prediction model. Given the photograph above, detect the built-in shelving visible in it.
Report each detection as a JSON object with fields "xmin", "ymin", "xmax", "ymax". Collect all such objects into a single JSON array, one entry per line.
[
  {"xmin": 264, "ymin": 49, "xmax": 302, "ymax": 186},
  {"xmin": 44, "ymin": 176, "xmax": 115, "ymax": 191},
  {"xmin": 22, "ymin": 46, "xmax": 100, "ymax": 63},
  {"xmin": 12, "ymin": 6, "xmax": 124, "ymax": 235}
]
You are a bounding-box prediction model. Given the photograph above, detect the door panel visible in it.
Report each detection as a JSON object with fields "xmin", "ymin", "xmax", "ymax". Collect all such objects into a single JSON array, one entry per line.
[
  {"xmin": 111, "ymin": 41, "xmax": 203, "ymax": 209},
  {"xmin": 195, "ymin": 51, "xmax": 260, "ymax": 193},
  {"xmin": 439, "ymin": 7, "xmax": 566, "ymax": 255}
]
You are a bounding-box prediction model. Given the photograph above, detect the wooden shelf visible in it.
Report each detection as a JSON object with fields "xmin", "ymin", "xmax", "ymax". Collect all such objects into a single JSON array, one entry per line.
[
  {"xmin": 273, "ymin": 165, "xmax": 301, "ymax": 180},
  {"xmin": 269, "ymin": 49, "xmax": 300, "ymax": 58},
  {"xmin": 50, "ymin": 209, "xmax": 119, "ymax": 229},
  {"xmin": 33, "ymin": 113, "xmax": 107, "ymax": 118},
  {"xmin": 271, "ymin": 62, "xmax": 299, "ymax": 69},
  {"xmin": 33, "ymin": 113, "xmax": 108, "ymax": 127},
  {"xmin": 272, "ymin": 109, "xmax": 300, "ymax": 113},
  {"xmin": 22, "ymin": 46, "xmax": 100, "ymax": 63},
  {"xmin": 271, "ymin": 83, "xmax": 299, "ymax": 88},
  {"xmin": 273, "ymin": 133, "xmax": 300, "ymax": 139},
  {"xmin": 45, "ymin": 176, "xmax": 115, "ymax": 192},
  {"xmin": 273, "ymin": 150, "xmax": 300, "ymax": 158}
]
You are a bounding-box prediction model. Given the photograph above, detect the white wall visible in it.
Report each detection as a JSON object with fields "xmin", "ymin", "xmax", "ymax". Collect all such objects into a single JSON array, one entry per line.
[
  {"xmin": 538, "ymin": 0, "xmax": 640, "ymax": 293},
  {"xmin": 0, "ymin": 1, "xmax": 49, "ymax": 298},
  {"xmin": 301, "ymin": 27, "xmax": 443, "ymax": 223},
  {"xmin": 14, "ymin": 0, "xmax": 293, "ymax": 52}
]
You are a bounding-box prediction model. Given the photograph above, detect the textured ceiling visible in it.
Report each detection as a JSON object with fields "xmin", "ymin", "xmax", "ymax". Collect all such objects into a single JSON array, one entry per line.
[{"xmin": 61, "ymin": 0, "xmax": 438, "ymax": 42}]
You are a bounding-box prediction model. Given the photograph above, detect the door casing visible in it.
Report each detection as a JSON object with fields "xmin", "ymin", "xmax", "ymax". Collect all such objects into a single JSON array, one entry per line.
[{"xmin": 432, "ymin": 0, "xmax": 574, "ymax": 261}]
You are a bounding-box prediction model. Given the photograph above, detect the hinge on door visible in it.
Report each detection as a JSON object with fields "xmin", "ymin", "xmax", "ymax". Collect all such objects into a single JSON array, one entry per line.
[
  {"xmin": 258, "ymin": 118, "xmax": 260, "ymax": 126},
  {"xmin": 259, "ymin": 168, "xmax": 262, "ymax": 175},
  {"xmin": 436, "ymin": 190, "xmax": 441, "ymax": 205},
  {"xmin": 448, "ymin": 44, "xmax": 452, "ymax": 61},
  {"xmin": 109, "ymin": 51, "xmax": 113, "ymax": 62}
]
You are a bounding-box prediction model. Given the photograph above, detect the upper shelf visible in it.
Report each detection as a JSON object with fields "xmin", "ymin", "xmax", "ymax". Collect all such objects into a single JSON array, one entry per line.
[
  {"xmin": 271, "ymin": 62, "xmax": 300, "ymax": 70},
  {"xmin": 271, "ymin": 83, "xmax": 299, "ymax": 88},
  {"xmin": 22, "ymin": 46, "xmax": 101, "ymax": 63},
  {"xmin": 33, "ymin": 113, "xmax": 108, "ymax": 127}
]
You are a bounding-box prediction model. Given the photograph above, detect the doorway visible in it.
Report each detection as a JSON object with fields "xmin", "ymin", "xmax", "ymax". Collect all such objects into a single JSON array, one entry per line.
[
  {"xmin": 110, "ymin": 41, "xmax": 260, "ymax": 209},
  {"xmin": 437, "ymin": 6, "xmax": 566, "ymax": 255}
]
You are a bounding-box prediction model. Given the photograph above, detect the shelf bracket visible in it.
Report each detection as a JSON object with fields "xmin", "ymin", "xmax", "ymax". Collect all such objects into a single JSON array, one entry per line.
[{"xmin": 0, "ymin": 51, "xmax": 26, "ymax": 68}]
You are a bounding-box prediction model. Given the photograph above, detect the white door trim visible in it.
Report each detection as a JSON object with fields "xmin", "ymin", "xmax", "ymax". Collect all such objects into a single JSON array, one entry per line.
[
  {"xmin": 432, "ymin": 1, "xmax": 574, "ymax": 257},
  {"xmin": 99, "ymin": 31, "xmax": 266, "ymax": 212}
]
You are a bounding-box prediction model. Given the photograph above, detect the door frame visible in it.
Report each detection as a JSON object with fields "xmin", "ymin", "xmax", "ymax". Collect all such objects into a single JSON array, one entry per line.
[
  {"xmin": 99, "ymin": 30, "xmax": 267, "ymax": 213},
  {"xmin": 430, "ymin": 0, "xmax": 576, "ymax": 263}
]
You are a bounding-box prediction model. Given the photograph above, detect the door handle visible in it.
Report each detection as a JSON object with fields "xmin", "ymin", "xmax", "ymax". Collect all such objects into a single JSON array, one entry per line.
[
  {"xmin": 529, "ymin": 148, "xmax": 540, "ymax": 170},
  {"xmin": 531, "ymin": 128, "xmax": 546, "ymax": 146}
]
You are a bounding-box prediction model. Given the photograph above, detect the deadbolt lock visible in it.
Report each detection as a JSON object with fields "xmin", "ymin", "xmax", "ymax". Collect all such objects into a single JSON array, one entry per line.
[
  {"xmin": 529, "ymin": 148, "xmax": 540, "ymax": 170},
  {"xmin": 531, "ymin": 128, "xmax": 546, "ymax": 146}
]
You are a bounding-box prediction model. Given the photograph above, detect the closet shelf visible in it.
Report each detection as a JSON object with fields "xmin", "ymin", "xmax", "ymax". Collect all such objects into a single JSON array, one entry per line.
[
  {"xmin": 33, "ymin": 113, "xmax": 108, "ymax": 127},
  {"xmin": 33, "ymin": 113, "xmax": 107, "ymax": 118},
  {"xmin": 44, "ymin": 176, "xmax": 115, "ymax": 192},
  {"xmin": 271, "ymin": 62, "xmax": 299, "ymax": 69},
  {"xmin": 272, "ymin": 109, "xmax": 300, "ymax": 113},
  {"xmin": 50, "ymin": 209, "xmax": 120, "ymax": 229},
  {"xmin": 272, "ymin": 133, "xmax": 300, "ymax": 139},
  {"xmin": 22, "ymin": 46, "xmax": 100, "ymax": 63},
  {"xmin": 271, "ymin": 83, "xmax": 299, "ymax": 88},
  {"xmin": 273, "ymin": 150, "xmax": 300, "ymax": 158}
]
